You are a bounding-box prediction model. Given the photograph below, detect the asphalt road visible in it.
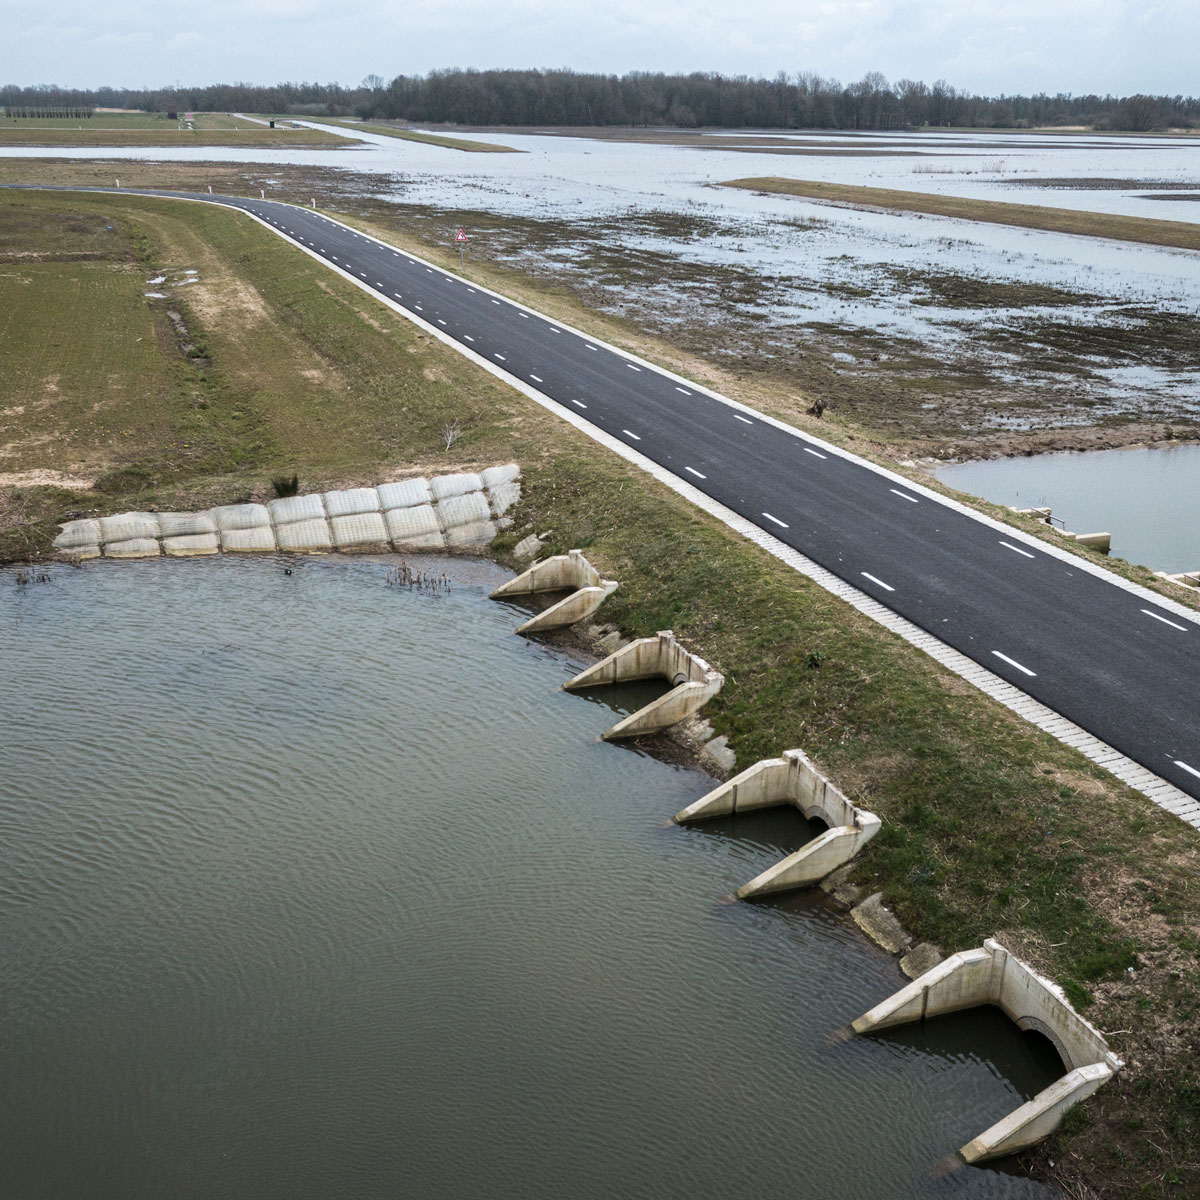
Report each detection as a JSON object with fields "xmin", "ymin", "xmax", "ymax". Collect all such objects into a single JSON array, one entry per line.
[{"xmin": 25, "ymin": 187, "xmax": 1200, "ymax": 802}]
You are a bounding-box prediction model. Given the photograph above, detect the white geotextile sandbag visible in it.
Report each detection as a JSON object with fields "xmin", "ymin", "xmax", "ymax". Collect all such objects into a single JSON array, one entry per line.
[
  {"xmin": 158, "ymin": 512, "xmax": 217, "ymax": 537},
  {"xmin": 268, "ymin": 493, "xmax": 326, "ymax": 525},
  {"xmin": 445, "ymin": 520, "xmax": 497, "ymax": 549},
  {"xmin": 163, "ymin": 533, "xmax": 220, "ymax": 556},
  {"xmin": 430, "ymin": 472, "xmax": 482, "ymax": 502},
  {"xmin": 394, "ymin": 530, "xmax": 446, "ymax": 550},
  {"xmin": 105, "ymin": 537, "xmax": 161, "ymax": 558},
  {"xmin": 54, "ymin": 519, "xmax": 101, "ymax": 549},
  {"xmin": 330, "ymin": 512, "xmax": 388, "ymax": 549},
  {"xmin": 323, "ymin": 488, "xmax": 380, "ymax": 518},
  {"xmin": 210, "ymin": 503, "xmax": 270, "ymax": 531},
  {"xmin": 384, "ymin": 505, "xmax": 441, "ymax": 542},
  {"xmin": 487, "ymin": 480, "xmax": 521, "ymax": 517},
  {"xmin": 377, "ymin": 477, "xmax": 432, "ymax": 511},
  {"xmin": 481, "ymin": 464, "xmax": 519, "ymax": 490},
  {"xmin": 437, "ymin": 491, "xmax": 491, "ymax": 529},
  {"xmin": 275, "ymin": 518, "xmax": 333, "ymax": 552},
  {"xmin": 99, "ymin": 512, "xmax": 160, "ymax": 543},
  {"xmin": 221, "ymin": 526, "xmax": 278, "ymax": 552}
]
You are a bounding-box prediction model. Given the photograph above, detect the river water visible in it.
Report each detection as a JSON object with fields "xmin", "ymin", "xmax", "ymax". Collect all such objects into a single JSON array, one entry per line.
[
  {"xmin": 0, "ymin": 555, "xmax": 1060, "ymax": 1199},
  {"xmin": 936, "ymin": 442, "xmax": 1200, "ymax": 574}
]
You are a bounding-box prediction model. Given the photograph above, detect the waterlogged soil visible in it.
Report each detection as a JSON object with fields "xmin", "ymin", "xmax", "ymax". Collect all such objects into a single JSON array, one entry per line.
[{"xmin": 4, "ymin": 155, "xmax": 1200, "ymax": 460}]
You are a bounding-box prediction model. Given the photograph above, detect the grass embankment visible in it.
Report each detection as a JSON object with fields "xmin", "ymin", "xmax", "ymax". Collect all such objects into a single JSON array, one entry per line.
[
  {"xmin": 0, "ymin": 111, "xmax": 353, "ymax": 146},
  {"xmin": 723, "ymin": 177, "xmax": 1200, "ymax": 253},
  {"xmin": 310, "ymin": 116, "xmax": 521, "ymax": 152},
  {"xmin": 2, "ymin": 188, "xmax": 1200, "ymax": 1197}
]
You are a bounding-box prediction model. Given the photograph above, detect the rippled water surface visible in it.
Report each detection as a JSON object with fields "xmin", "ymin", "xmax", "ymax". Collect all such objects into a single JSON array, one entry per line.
[{"xmin": 1, "ymin": 555, "xmax": 1061, "ymax": 1199}]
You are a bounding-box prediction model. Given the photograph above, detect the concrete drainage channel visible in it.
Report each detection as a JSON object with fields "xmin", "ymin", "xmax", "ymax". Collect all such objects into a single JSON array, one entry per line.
[{"xmin": 493, "ymin": 546, "xmax": 1122, "ymax": 1170}]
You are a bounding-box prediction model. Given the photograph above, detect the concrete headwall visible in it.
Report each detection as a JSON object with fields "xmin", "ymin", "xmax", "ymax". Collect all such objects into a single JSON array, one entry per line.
[
  {"xmin": 564, "ymin": 629, "xmax": 723, "ymax": 739},
  {"xmin": 851, "ymin": 937, "xmax": 1122, "ymax": 1163},
  {"xmin": 674, "ymin": 749, "xmax": 880, "ymax": 896},
  {"xmin": 1012, "ymin": 507, "xmax": 1110, "ymax": 555},
  {"xmin": 53, "ymin": 466, "xmax": 520, "ymax": 559},
  {"xmin": 490, "ymin": 548, "xmax": 618, "ymax": 633}
]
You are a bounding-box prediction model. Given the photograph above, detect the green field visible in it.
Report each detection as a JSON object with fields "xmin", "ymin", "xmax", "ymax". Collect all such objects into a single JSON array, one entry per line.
[
  {"xmin": 2, "ymin": 186, "xmax": 1200, "ymax": 1197},
  {"xmin": 0, "ymin": 110, "xmax": 354, "ymax": 146}
]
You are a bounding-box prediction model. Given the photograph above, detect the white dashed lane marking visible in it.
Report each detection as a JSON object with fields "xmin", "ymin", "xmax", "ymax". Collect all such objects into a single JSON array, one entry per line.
[
  {"xmin": 1143, "ymin": 609, "xmax": 1187, "ymax": 632},
  {"xmin": 733, "ymin": 414, "xmax": 753, "ymax": 425},
  {"xmin": 685, "ymin": 467, "xmax": 707, "ymax": 479},
  {"xmin": 627, "ymin": 364, "xmax": 642, "ymax": 372},
  {"xmin": 861, "ymin": 572, "xmax": 895, "ymax": 592},
  {"xmin": 530, "ymin": 374, "xmax": 543, "ymax": 383},
  {"xmin": 572, "ymin": 399, "xmax": 587, "ymax": 408},
  {"xmin": 762, "ymin": 513, "xmax": 789, "ymax": 529},
  {"xmin": 622, "ymin": 429, "xmax": 641, "ymax": 440},
  {"xmin": 676, "ymin": 387, "xmax": 692, "ymax": 395},
  {"xmin": 1177, "ymin": 760, "xmax": 1200, "ymax": 781},
  {"xmin": 1000, "ymin": 541, "xmax": 1035, "ymax": 559},
  {"xmin": 890, "ymin": 489, "xmax": 919, "ymax": 503},
  {"xmin": 992, "ymin": 651, "xmax": 1037, "ymax": 677}
]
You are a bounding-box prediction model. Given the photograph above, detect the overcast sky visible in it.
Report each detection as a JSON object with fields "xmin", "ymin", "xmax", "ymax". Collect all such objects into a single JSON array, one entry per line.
[{"xmin": 5, "ymin": 0, "xmax": 1196, "ymax": 96}]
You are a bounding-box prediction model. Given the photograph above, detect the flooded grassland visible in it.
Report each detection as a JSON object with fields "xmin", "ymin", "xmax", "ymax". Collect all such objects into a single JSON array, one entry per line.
[{"xmin": 5, "ymin": 124, "xmax": 1197, "ymax": 460}]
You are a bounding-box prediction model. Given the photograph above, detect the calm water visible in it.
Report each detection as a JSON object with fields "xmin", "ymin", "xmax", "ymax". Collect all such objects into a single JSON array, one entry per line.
[
  {"xmin": 937, "ymin": 442, "xmax": 1200, "ymax": 573},
  {"xmin": 1, "ymin": 555, "xmax": 1060, "ymax": 1199}
]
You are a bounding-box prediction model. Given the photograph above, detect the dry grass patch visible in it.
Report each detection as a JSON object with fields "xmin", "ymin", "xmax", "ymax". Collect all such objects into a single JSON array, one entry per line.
[{"xmin": 723, "ymin": 177, "xmax": 1200, "ymax": 254}]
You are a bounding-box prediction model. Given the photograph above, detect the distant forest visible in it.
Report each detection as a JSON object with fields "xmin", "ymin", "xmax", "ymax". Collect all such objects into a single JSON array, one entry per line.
[{"xmin": 4, "ymin": 70, "xmax": 1197, "ymax": 132}]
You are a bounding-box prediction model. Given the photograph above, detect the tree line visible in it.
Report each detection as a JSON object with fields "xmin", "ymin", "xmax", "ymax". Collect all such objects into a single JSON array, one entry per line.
[{"xmin": 3, "ymin": 72, "xmax": 1197, "ymax": 132}]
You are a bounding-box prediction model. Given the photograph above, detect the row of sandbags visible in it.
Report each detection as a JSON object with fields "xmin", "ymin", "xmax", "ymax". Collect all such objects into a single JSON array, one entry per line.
[{"xmin": 53, "ymin": 465, "xmax": 520, "ymax": 558}]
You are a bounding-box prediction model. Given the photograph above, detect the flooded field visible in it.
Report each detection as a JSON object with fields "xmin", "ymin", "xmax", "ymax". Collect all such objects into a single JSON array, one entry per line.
[
  {"xmin": 0, "ymin": 554, "xmax": 1062, "ymax": 1200},
  {"xmin": 3, "ymin": 125, "xmax": 1199, "ymax": 449}
]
